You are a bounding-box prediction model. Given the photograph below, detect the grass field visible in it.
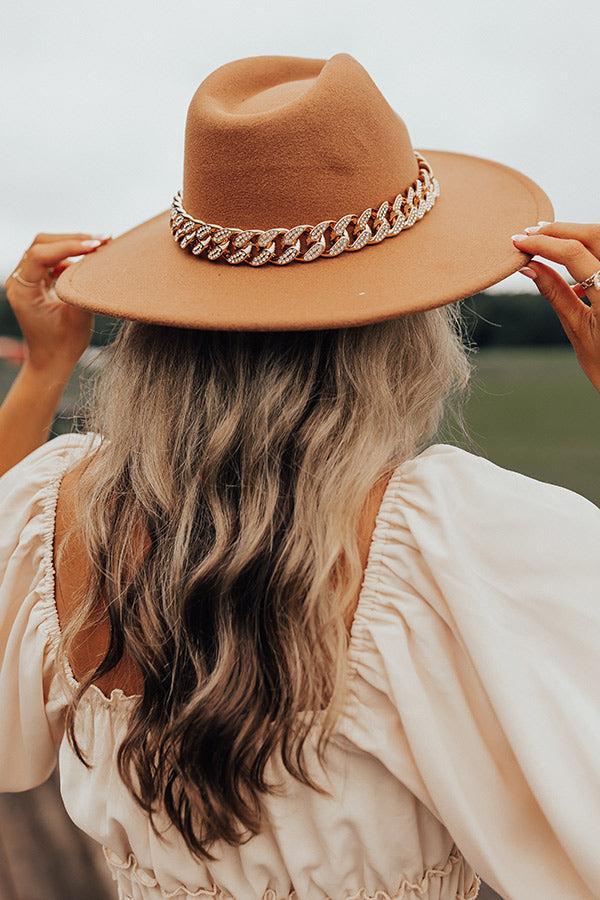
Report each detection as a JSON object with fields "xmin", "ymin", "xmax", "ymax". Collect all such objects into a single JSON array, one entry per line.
[
  {"xmin": 457, "ymin": 346, "xmax": 599, "ymax": 505},
  {"xmin": 1, "ymin": 346, "xmax": 598, "ymax": 506}
]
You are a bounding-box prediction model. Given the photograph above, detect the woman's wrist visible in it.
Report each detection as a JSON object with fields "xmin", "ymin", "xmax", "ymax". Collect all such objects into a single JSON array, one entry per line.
[{"xmin": 22, "ymin": 355, "xmax": 78, "ymax": 387}]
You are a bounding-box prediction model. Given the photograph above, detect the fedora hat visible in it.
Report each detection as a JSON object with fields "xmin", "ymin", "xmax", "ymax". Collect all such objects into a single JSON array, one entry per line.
[{"xmin": 55, "ymin": 53, "xmax": 553, "ymax": 331}]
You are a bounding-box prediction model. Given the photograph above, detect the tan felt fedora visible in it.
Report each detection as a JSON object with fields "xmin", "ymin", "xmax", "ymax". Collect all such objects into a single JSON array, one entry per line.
[{"xmin": 55, "ymin": 53, "xmax": 553, "ymax": 331}]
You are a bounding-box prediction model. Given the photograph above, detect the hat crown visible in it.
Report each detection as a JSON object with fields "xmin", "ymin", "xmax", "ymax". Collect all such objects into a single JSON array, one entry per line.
[{"xmin": 182, "ymin": 53, "xmax": 419, "ymax": 230}]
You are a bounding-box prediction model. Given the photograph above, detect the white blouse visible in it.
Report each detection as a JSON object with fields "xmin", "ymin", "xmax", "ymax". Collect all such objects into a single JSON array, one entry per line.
[{"xmin": 1, "ymin": 432, "xmax": 599, "ymax": 900}]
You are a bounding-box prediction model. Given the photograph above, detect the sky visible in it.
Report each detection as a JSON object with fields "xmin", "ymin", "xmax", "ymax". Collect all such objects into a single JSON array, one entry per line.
[{"xmin": 1, "ymin": 0, "xmax": 599, "ymax": 292}]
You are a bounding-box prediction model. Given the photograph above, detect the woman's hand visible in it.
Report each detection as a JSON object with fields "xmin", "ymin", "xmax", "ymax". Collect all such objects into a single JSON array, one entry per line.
[
  {"xmin": 512, "ymin": 223, "xmax": 600, "ymax": 392},
  {"xmin": 0, "ymin": 231, "xmax": 110, "ymax": 477},
  {"xmin": 5, "ymin": 232, "xmax": 110, "ymax": 377}
]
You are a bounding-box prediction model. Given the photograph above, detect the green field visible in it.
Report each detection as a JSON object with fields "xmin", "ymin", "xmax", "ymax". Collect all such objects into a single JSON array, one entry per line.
[
  {"xmin": 1, "ymin": 346, "xmax": 598, "ymax": 506},
  {"xmin": 458, "ymin": 347, "xmax": 599, "ymax": 505}
]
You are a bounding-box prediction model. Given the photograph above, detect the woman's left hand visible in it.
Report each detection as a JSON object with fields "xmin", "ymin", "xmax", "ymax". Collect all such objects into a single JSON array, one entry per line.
[
  {"xmin": 512, "ymin": 222, "xmax": 600, "ymax": 392},
  {"xmin": 5, "ymin": 232, "xmax": 111, "ymax": 377}
]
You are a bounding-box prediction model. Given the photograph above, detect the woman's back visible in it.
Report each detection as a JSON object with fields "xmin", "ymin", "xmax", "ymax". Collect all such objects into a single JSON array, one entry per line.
[
  {"xmin": 52, "ymin": 442, "xmax": 392, "ymax": 701},
  {"xmin": 2, "ymin": 432, "xmax": 599, "ymax": 899}
]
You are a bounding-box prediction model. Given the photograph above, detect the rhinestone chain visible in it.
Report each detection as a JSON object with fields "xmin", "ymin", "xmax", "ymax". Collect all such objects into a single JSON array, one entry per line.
[{"xmin": 170, "ymin": 152, "xmax": 440, "ymax": 266}]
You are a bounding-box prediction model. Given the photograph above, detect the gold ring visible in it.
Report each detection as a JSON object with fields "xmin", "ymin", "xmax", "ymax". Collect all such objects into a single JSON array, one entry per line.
[
  {"xmin": 10, "ymin": 267, "xmax": 44, "ymax": 288},
  {"xmin": 577, "ymin": 269, "xmax": 600, "ymax": 293}
]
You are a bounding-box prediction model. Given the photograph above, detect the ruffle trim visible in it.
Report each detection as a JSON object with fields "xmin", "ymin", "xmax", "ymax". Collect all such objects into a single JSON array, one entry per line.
[
  {"xmin": 103, "ymin": 845, "xmax": 480, "ymax": 899},
  {"xmin": 35, "ymin": 431, "xmax": 140, "ymax": 711},
  {"xmin": 345, "ymin": 459, "xmax": 408, "ymax": 672}
]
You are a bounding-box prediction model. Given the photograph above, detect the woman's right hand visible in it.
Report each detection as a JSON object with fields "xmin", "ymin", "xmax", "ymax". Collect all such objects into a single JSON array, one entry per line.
[
  {"xmin": 4, "ymin": 232, "xmax": 109, "ymax": 377},
  {"xmin": 512, "ymin": 223, "xmax": 600, "ymax": 392}
]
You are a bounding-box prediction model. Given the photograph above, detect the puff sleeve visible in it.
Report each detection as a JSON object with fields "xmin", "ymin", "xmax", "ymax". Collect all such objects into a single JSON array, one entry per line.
[
  {"xmin": 0, "ymin": 432, "xmax": 97, "ymax": 792},
  {"xmin": 350, "ymin": 444, "xmax": 600, "ymax": 900}
]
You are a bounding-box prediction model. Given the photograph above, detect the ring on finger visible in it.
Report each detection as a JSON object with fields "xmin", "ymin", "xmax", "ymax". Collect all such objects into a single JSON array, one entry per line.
[
  {"xmin": 576, "ymin": 268, "xmax": 600, "ymax": 293},
  {"xmin": 10, "ymin": 266, "xmax": 44, "ymax": 288}
]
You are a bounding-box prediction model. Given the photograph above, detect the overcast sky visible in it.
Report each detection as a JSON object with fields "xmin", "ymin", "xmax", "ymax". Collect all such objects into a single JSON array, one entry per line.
[{"xmin": 1, "ymin": 0, "xmax": 599, "ymax": 292}]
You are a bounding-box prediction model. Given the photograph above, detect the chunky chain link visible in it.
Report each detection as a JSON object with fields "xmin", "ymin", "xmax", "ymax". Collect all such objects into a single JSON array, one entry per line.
[{"xmin": 170, "ymin": 152, "xmax": 440, "ymax": 267}]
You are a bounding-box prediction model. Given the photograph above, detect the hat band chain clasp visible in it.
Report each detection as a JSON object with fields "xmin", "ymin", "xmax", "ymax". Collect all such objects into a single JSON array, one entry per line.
[{"xmin": 169, "ymin": 151, "xmax": 440, "ymax": 267}]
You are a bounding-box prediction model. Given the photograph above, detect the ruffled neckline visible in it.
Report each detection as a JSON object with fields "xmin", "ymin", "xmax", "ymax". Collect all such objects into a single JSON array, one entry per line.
[
  {"xmin": 38, "ymin": 433, "xmax": 418, "ymax": 712},
  {"xmin": 37, "ymin": 432, "xmax": 137, "ymax": 711}
]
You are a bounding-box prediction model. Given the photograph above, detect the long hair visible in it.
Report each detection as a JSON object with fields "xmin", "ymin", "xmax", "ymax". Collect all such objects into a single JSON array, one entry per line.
[{"xmin": 56, "ymin": 306, "xmax": 472, "ymax": 860}]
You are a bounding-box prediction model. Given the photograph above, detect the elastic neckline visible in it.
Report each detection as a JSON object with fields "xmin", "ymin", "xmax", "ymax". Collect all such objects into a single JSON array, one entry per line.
[
  {"xmin": 39, "ymin": 432, "xmax": 139, "ymax": 710},
  {"xmin": 40, "ymin": 439, "xmax": 412, "ymax": 711},
  {"xmin": 345, "ymin": 461, "xmax": 407, "ymax": 659}
]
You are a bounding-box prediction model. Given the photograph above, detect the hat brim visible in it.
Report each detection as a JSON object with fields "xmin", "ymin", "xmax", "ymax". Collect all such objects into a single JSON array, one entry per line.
[{"xmin": 55, "ymin": 150, "xmax": 553, "ymax": 331}]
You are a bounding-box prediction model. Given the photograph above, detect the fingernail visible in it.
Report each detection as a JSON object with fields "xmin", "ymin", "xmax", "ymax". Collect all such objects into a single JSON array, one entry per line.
[
  {"xmin": 519, "ymin": 266, "xmax": 538, "ymax": 280},
  {"xmin": 90, "ymin": 234, "xmax": 111, "ymax": 241},
  {"xmin": 524, "ymin": 224, "xmax": 543, "ymax": 234},
  {"xmin": 512, "ymin": 234, "xmax": 528, "ymax": 242},
  {"xmin": 81, "ymin": 239, "xmax": 102, "ymax": 248},
  {"xmin": 537, "ymin": 220, "xmax": 551, "ymax": 226}
]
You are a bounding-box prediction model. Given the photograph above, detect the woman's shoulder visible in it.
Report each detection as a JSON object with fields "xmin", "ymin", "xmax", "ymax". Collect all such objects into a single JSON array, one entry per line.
[
  {"xmin": 368, "ymin": 441, "xmax": 600, "ymax": 606},
  {"xmin": 0, "ymin": 431, "xmax": 101, "ymax": 495},
  {"xmin": 397, "ymin": 441, "xmax": 599, "ymax": 526},
  {"xmin": 0, "ymin": 432, "xmax": 101, "ymax": 558},
  {"xmin": 352, "ymin": 439, "xmax": 600, "ymax": 745},
  {"xmin": 349, "ymin": 447, "xmax": 600, "ymax": 900},
  {"xmin": 0, "ymin": 431, "xmax": 104, "ymax": 791}
]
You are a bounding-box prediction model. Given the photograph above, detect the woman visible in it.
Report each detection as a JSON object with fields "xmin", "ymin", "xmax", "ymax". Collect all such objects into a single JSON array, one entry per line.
[{"xmin": 1, "ymin": 54, "xmax": 599, "ymax": 900}]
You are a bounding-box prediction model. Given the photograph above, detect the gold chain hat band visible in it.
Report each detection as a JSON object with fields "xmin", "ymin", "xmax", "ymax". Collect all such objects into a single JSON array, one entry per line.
[{"xmin": 170, "ymin": 151, "xmax": 440, "ymax": 266}]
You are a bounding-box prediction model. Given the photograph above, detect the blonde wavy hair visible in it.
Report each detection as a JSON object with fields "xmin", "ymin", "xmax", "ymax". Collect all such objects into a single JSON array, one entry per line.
[{"xmin": 56, "ymin": 306, "xmax": 472, "ymax": 861}]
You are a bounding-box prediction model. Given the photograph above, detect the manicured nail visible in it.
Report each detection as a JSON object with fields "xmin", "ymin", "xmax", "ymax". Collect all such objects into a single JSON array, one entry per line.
[
  {"xmin": 524, "ymin": 224, "xmax": 543, "ymax": 234},
  {"xmin": 81, "ymin": 239, "xmax": 102, "ymax": 248},
  {"xmin": 512, "ymin": 234, "xmax": 528, "ymax": 242},
  {"xmin": 537, "ymin": 220, "xmax": 551, "ymax": 226},
  {"xmin": 519, "ymin": 266, "xmax": 538, "ymax": 280},
  {"xmin": 90, "ymin": 234, "xmax": 111, "ymax": 241}
]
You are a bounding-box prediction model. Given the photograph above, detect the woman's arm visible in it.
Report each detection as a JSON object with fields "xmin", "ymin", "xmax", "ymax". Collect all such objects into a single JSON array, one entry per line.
[
  {"xmin": 0, "ymin": 232, "xmax": 110, "ymax": 478},
  {"xmin": 0, "ymin": 362, "xmax": 74, "ymax": 478},
  {"xmin": 513, "ymin": 221, "xmax": 600, "ymax": 391}
]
